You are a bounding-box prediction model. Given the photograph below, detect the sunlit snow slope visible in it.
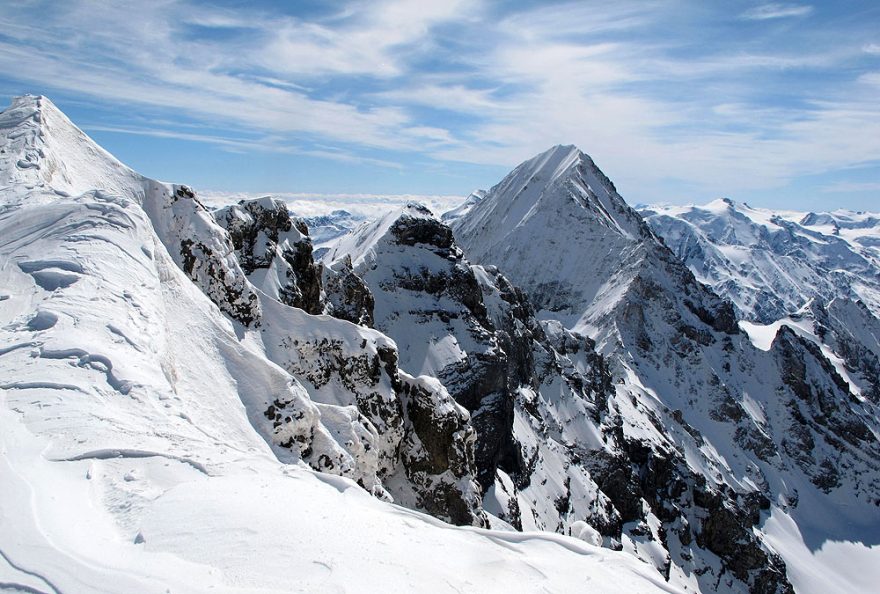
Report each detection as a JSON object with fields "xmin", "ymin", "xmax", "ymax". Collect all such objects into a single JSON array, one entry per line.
[
  {"xmin": 451, "ymin": 145, "xmax": 880, "ymax": 594},
  {"xmin": 0, "ymin": 96, "xmax": 680, "ymax": 593}
]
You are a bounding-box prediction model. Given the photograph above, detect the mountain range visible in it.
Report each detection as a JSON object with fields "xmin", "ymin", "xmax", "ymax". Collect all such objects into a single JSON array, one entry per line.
[{"xmin": 1, "ymin": 96, "xmax": 878, "ymax": 594}]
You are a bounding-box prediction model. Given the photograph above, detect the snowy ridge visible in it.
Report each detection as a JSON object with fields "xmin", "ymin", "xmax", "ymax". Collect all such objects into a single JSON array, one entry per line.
[
  {"xmin": 641, "ymin": 199, "xmax": 880, "ymax": 323},
  {"xmin": 454, "ymin": 145, "xmax": 880, "ymax": 594},
  {"xmin": 441, "ymin": 189, "xmax": 486, "ymax": 223},
  {"xmin": 0, "ymin": 96, "xmax": 683, "ymax": 593}
]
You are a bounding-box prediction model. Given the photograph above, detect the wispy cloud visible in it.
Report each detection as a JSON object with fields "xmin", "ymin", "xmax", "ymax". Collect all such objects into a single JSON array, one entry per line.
[
  {"xmin": 198, "ymin": 190, "xmax": 464, "ymax": 218},
  {"xmin": 0, "ymin": 0, "xmax": 878, "ymax": 206},
  {"xmin": 83, "ymin": 124, "xmax": 291, "ymax": 154},
  {"xmin": 740, "ymin": 3, "xmax": 813, "ymax": 21},
  {"xmin": 821, "ymin": 181, "xmax": 880, "ymax": 193},
  {"xmin": 0, "ymin": 1, "xmax": 468, "ymax": 153}
]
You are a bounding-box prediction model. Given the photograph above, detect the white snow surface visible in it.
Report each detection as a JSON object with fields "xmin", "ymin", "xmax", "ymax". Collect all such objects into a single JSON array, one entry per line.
[
  {"xmin": 452, "ymin": 145, "xmax": 880, "ymax": 593},
  {"xmin": 641, "ymin": 199, "xmax": 880, "ymax": 323},
  {"xmin": 0, "ymin": 96, "xmax": 683, "ymax": 593}
]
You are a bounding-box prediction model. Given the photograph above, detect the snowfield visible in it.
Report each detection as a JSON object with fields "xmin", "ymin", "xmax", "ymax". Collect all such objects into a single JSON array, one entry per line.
[
  {"xmin": 3, "ymin": 95, "xmax": 880, "ymax": 594},
  {"xmin": 0, "ymin": 96, "xmax": 684, "ymax": 593}
]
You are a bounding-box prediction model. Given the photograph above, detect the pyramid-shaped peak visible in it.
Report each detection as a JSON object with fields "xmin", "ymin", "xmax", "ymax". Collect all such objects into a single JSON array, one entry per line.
[
  {"xmin": 0, "ymin": 94, "xmax": 137, "ymax": 196},
  {"xmin": 515, "ymin": 144, "xmax": 592, "ymax": 185},
  {"xmin": 2, "ymin": 95, "xmax": 73, "ymax": 131}
]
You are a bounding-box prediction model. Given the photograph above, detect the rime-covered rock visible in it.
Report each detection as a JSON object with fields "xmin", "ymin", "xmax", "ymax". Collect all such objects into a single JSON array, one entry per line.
[{"xmin": 215, "ymin": 197, "xmax": 323, "ymax": 314}]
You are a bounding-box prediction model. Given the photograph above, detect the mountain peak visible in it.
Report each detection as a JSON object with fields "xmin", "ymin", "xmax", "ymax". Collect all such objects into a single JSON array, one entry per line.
[
  {"xmin": 451, "ymin": 145, "xmax": 656, "ymax": 322},
  {"xmin": 515, "ymin": 144, "xmax": 587, "ymax": 187},
  {"xmin": 322, "ymin": 201, "xmax": 445, "ymax": 270},
  {"xmin": 0, "ymin": 94, "xmax": 136, "ymax": 197}
]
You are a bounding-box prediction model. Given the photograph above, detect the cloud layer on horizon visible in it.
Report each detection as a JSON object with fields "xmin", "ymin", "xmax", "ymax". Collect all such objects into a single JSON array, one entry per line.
[{"xmin": 0, "ymin": 0, "xmax": 878, "ymax": 207}]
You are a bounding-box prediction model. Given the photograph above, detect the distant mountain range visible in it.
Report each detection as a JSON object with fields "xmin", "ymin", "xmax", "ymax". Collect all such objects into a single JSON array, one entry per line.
[{"xmin": 2, "ymin": 95, "xmax": 879, "ymax": 594}]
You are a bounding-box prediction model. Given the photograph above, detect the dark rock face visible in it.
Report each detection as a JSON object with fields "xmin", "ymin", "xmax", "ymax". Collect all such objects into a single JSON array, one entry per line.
[
  {"xmin": 378, "ymin": 346, "xmax": 487, "ymax": 527},
  {"xmin": 335, "ymin": 206, "xmax": 518, "ymax": 495},
  {"xmin": 322, "ymin": 256, "xmax": 375, "ymax": 327},
  {"xmin": 390, "ymin": 208, "xmax": 455, "ymax": 249},
  {"xmin": 215, "ymin": 197, "xmax": 323, "ymax": 314},
  {"xmin": 810, "ymin": 298, "xmax": 880, "ymax": 402},
  {"xmin": 170, "ymin": 185, "xmax": 261, "ymax": 327},
  {"xmin": 773, "ymin": 326, "xmax": 880, "ymax": 492},
  {"xmin": 269, "ymin": 319, "xmax": 486, "ymax": 527},
  {"xmin": 396, "ymin": 376, "xmax": 485, "ymax": 525}
]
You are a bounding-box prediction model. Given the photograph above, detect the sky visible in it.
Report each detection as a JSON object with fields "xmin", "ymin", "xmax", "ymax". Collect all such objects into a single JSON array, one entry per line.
[{"xmin": 0, "ymin": 0, "xmax": 878, "ymax": 211}]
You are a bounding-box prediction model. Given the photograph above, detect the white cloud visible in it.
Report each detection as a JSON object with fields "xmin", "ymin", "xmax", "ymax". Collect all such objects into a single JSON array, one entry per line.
[
  {"xmin": 198, "ymin": 190, "xmax": 465, "ymax": 218},
  {"xmin": 859, "ymin": 72, "xmax": 880, "ymax": 86},
  {"xmin": 1, "ymin": 0, "xmax": 878, "ymax": 204},
  {"xmin": 740, "ymin": 3, "xmax": 813, "ymax": 21},
  {"xmin": 864, "ymin": 44, "xmax": 880, "ymax": 55},
  {"xmin": 821, "ymin": 181, "xmax": 880, "ymax": 193},
  {"xmin": 82, "ymin": 124, "xmax": 288, "ymax": 154}
]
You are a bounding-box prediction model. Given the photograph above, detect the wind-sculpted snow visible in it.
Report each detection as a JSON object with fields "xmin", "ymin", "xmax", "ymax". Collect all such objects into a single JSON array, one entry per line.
[
  {"xmin": 0, "ymin": 94, "xmax": 261, "ymax": 327},
  {"xmin": 0, "ymin": 95, "xmax": 688, "ymax": 593}
]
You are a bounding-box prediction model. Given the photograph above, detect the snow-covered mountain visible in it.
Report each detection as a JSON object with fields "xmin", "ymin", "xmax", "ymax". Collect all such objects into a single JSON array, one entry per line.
[
  {"xmin": 451, "ymin": 145, "xmax": 880, "ymax": 594},
  {"xmin": 5, "ymin": 95, "xmax": 880, "ymax": 594},
  {"xmin": 301, "ymin": 209, "xmax": 367, "ymax": 251},
  {"xmin": 441, "ymin": 189, "xmax": 486, "ymax": 224},
  {"xmin": 0, "ymin": 96, "xmax": 685, "ymax": 593},
  {"xmin": 641, "ymin": 199, "xmax": 880, "ymax": 400},
  {"xmin": 641, "ymin": 200, "xmax": 880, "ymax": 324}
]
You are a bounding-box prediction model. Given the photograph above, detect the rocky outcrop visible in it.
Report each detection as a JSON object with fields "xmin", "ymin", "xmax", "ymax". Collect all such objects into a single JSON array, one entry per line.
[
  {"xmin": 162, "ymin": 184, "xmax": 262, "ymax": 327},
  {"xmin": 215, "ymin": 197, "xmax": 323, "ymax": 314},
  {"xmin": 322, "ymin": 255, "xmax": 375, "ymax": 327},
  {"xmin": 261, "ymin": 308, "xmax": 487, "ymax": 526},
  {"xmin": 322, "ymin": 204, "xmax": 516, "ymax": 493}
]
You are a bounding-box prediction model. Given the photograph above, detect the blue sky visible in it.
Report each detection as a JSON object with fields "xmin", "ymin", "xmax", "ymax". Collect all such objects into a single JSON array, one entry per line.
[{"xmin": 0, "ymin": 0, "xmax": 878, "ymax": 210}]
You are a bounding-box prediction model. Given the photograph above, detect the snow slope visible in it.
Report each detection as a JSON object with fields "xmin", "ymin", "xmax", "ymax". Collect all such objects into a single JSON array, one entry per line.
[
  {"xmin": 0, "ymin": 96, "xmax": 680, "ymax": 593},
  {"xmin": 641, "ymin": 199, "xmax": 880, "ymax": 323},
  {"xmin": 452, "ymin": 145, "xmax": 880, "ymax": 594},
  {"xmin": 642, "ymin": 199, "xmax": 880, "ymax": 399}
]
